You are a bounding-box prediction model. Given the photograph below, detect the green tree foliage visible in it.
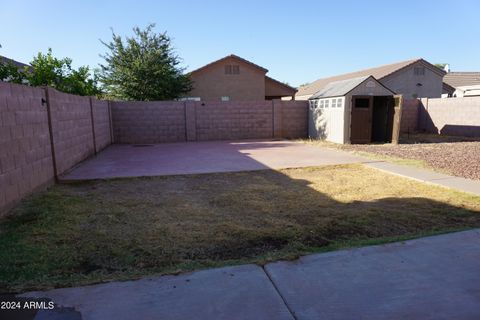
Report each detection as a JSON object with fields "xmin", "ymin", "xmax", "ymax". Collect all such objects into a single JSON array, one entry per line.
[
  {"xmin": 99, "ymin": 24, "xmax": 192, "ymax": 101},
  {"xmin": 434, "ymin": 63, "xmax": 447, "ymax": 70},
  {"xmin": 0, "ymin": 61, "xmax": 26, "ymax": 83},
  {"xmin": 0, "ymin": 48, "xmax": 99, "ymax": 96},
  {"xmin": 27, "ymin": 49, "xmax": 100, "ymax": 96}
]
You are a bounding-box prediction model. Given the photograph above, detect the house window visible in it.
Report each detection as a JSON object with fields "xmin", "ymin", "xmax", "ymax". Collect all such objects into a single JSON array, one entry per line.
[
  {"xmin": 221, "ymin": 96, "xmax": 230, "ymax": 101},
  {"xmin": 331, "ymin": 99, "xmax": 337, "ymax": 108},
  {"xmin": 414, "ymin": 67, "xmax": 425, "ymax": 76},
  {"xmin": 225, "ymin": 65, "xmax": 240, "ymax": 75},
  {"xmin": 319, "ymin": 100, "xmax": 324, "ymax": 108},
  {"xmin": 337, "ymin": 98, "xmax": 342, "ymax": 107},
  {"xmin": 324, "ymin": 99, "xmax": 330, "ymax": 108}
]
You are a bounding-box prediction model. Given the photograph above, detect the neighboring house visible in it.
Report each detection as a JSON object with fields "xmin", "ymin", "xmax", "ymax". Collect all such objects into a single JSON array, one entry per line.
[
  {"xmin": 297, "ymin": 58, "xmax": 445, "ymax": 100},
  {"xmin": 443, "ymin": 72, "xmax": 480, "ymax": 97},
  {"xmin": 0, "ymin": 55, "xmax": 30, "ymax": 70},
  {"xmin": 185, "ymin": 54, "xmax": 297, "ymax": 101}
]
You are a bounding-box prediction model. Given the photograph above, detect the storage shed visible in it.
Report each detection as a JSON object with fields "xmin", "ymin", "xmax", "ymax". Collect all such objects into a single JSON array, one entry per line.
[{"xmin": 308, "ymin": 75, "xmax": 403, "ymax": 144}]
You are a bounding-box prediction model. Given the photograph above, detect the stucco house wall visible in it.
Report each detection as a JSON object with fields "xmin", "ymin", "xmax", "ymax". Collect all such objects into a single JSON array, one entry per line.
[
  {"xmin": 380, "ymin": 61, "xmax": 443, "ymax": 99},
  {"xmin": 188, "ymin": 57, "xmax": 266, "ymax": 101}
]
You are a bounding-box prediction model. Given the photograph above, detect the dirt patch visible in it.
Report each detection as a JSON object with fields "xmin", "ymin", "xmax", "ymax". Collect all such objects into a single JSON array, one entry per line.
[{"xmin": 1, "ymin": 164, "xmax": 480, "ymax": 292}]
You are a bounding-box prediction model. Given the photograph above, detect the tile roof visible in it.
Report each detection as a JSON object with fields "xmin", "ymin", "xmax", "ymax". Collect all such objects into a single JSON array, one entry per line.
[
  {"xmin": 443, "ymin": 72, "xmax": 480, "ymax": 88},
  {"xmin": 297, "ymin": 58, "xmax": 444, "ymax": 97}
]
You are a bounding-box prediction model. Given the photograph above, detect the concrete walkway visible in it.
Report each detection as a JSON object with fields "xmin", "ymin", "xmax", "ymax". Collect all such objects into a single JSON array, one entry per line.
[
  {"xmin": 366, "ymin": 161, "xmax": 480, "ymax": 196},
  {"xmin": 20, "ymin": 229, "xmax": 480, "ymax": 319}
]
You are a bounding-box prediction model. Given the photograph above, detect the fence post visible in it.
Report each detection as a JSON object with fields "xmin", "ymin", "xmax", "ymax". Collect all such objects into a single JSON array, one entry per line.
[
  {"xmin": 43, "ymin": 87, "xmax": 59, "ymax": 181},
  {"xmin": 108, "ymin": 100, "xmax": 114, "ymax": 144},
  {"xmin": 272, "ymin": 100, "xmax": 283, "ymax": 138},
  {"xmin": 89, "ymin": 97, "xmax": 97, "ymax": 154},
  {"xmin": 184, "ymin": 101, "xmax": 197, "ymax": 141}
]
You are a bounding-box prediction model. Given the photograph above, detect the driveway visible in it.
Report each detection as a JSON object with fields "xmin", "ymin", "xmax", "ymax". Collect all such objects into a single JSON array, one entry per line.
[
  {"xmin": 61, "ymin": 140, "xmax": 366, "ymax": 180},
  {"xmin": 19, "ymin": 229, "xmax": 480, "ymax": 320}
]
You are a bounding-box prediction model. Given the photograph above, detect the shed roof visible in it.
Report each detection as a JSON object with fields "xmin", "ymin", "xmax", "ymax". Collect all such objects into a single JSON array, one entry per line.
[
  {"xmin": 309, "ymin": 75, "xmax": 394, "ymax": 99},
  {"xmin": 443, "ymin": 72, "xmax": 480, "ymax": 88},
  {"xmin": 298, "ymin": 58, "xmax": 445, "ymax": 97}
]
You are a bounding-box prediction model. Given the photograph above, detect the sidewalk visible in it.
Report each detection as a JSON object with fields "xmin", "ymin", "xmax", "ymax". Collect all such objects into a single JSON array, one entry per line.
[
  {"xmin": 365, "ymin": 161, "xmax": 480, "ymax": 196},
  {"xmin": 19, "ymin": 229, "xmax": 480, "ymax": 320}
]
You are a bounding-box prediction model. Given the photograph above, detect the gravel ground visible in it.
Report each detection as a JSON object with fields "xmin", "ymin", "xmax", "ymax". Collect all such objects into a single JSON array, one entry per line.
[{"xmin": 332, "ymin": 134, "xmax": 480, "ymax": 181}]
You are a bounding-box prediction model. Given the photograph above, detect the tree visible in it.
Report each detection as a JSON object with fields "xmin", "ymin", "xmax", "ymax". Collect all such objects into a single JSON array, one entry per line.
[
  {"xmin": 99, "ymin": 24, "xmax": 192, "ymax": 101},
  {"xmin": 1, "ymin": 47, "xmax": 100, "ymax": 96},
  {"xmin": 27, "ymin": 49, "xmax": 100, "ymax": 96},
  {"xmin": 0, "ymin": 60, "xmax": 26, "ymax": 84},
  {"xmin": 434, "ymin": 63, "xmax": 447, "ymax": 70}
]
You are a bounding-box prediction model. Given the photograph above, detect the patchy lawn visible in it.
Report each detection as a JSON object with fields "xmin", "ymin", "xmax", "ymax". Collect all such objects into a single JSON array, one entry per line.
[
  {"xmin": 304, "ymin": 134, "xmax": 480, "ymax": 180},
  {"xmin": 1, "ymin": 164, "xmax": 480, "ymax": 292}
]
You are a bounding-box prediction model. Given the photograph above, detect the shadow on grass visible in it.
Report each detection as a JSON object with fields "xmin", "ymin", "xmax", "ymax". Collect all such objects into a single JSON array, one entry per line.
[{"xmin": 1, "ymin": 162, "xmax": 480, "ymax": 293}]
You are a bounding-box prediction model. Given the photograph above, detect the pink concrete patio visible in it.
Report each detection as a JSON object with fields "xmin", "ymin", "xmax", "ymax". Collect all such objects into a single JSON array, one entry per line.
[{"xmin": 61, "ymin": 140, "xmax": 368, "ymax": 181}]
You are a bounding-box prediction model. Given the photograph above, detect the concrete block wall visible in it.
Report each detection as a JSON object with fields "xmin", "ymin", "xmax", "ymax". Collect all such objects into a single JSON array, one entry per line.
[
  {"xmin": 278, "ymin": 100, "xmax": 308, "ymax": 138},
  {"xmin": 0, "ymin": 83, "xmax": 55, "ymax": 214},
  {"xmin": 195, "ymin": 101, "xmax": 273, "ymax": 141},
  {"xmin": 91, "ymin": 98, "xmax": 112, "ymax": 152},
  {"xmin": 0, "ymin": 83, "xmax": 113, "ymax": 215},
  {"xmin": 400, "ymin": 99, "xmax": 420, "ymax": 133},
  {"xmin": 47, "ymin": 88, "xmax": 95, "ymax": 175},
  {"xmin": 111, "ymin": 101, "xmax": 186, "ymax": 143},
  {"xmin": 420, "ymin": 97, "xmax": 480, "ymax": 136},
  {"xmin": 110, "ymin": 100, "xmax": 308, "ymax": 143}
]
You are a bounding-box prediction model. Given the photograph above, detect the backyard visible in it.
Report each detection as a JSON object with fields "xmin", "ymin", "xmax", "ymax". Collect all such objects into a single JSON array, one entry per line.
[
  {"xmin": 1, "ymin": 163, "xmax": 480, "ymax": 293},
  {"xmin": 305, "ymin": 134, "xmax": 480, "ymax": 180}
]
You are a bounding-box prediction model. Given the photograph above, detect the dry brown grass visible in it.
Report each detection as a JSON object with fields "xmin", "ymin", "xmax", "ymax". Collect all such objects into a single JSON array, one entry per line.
[{"xmin": 1, "ymin": 164, "xmax": 480, "ymax": 292}]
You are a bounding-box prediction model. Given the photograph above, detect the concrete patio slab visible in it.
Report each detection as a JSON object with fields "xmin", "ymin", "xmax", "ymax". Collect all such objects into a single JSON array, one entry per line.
[
  {"xmin": 265, "ymin": 229, "xmax": 480, "ymax": 320},
  {"xmin": 22, "ymin": 265, "xmax": 293, "ymax": 320},
  {"xmin": 366, "ymin": 161, "xmax": 480, "ymax": 195},
  {"xmin": 61, "ymin": 140, "xmax": 367, "ymax": 180}
]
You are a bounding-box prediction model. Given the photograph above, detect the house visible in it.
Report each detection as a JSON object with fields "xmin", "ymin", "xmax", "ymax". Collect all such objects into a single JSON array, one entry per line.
[
  {"xmin": 297, "ymin": 58, "xmax": 445, "ymax": 100},
  {"xmin": 185, "ymin": 54, "xmax": 297, "ymax": 101},
  {"xmin": 443, "ymin": 72, "xmax": 480, "ymax": 97},
  {"xmin": 0, "ymin": 55, "xmax": 30, "ymax": 70},
  {"xmin": 308, "ymin": 75, "xmax": 401, "ymax": 144}
]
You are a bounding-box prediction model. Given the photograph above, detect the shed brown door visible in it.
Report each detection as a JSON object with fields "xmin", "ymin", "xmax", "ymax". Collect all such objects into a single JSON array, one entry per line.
[{"xmin": 350, "ymin": 96, "xmax": 373, "ymax": 144}]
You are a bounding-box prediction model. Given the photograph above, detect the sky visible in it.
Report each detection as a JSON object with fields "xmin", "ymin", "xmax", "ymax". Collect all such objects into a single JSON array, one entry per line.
[{"xmin": 1, "ymin": 0, "xmax": 479, "ymax": 87}]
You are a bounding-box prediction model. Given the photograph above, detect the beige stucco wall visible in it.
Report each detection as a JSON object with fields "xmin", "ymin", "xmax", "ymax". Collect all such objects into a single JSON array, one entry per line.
[
  {"xmin": 188, "ymin": 57, "xmax": 266, "ymax": 101},
  {"xmin": 380, "ymin": 61, "xmax": 443, "ymax": 98}
]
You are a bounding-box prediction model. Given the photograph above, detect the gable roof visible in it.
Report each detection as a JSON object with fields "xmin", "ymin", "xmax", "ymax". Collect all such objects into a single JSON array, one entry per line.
[
  {"xmin": 309, "ymin": 75, "xmax": 394, "ymax": 99},
  {"xmin": 189, "ymin": 54, "xmax": 268, "ymax": 75},
  {"xmin": 0, "ymin": 55, "xmax": 30, "ymax": 70},
  {"xmin": 265, "ymin": 75, "xmax": 297, "ymax": 93},
  {"xmin": 443, "ymin": 72, "xmax": 480, "ymax": 88},
  {"xmin": 298, "ymin": 58, "xmax": 446, "ymax": 97}
]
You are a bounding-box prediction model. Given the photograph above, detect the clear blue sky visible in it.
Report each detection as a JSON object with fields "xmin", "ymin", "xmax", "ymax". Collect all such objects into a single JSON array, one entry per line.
[{"xmin": 1, "ymin": 0, "xmax": 479, "ymax": 86}]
